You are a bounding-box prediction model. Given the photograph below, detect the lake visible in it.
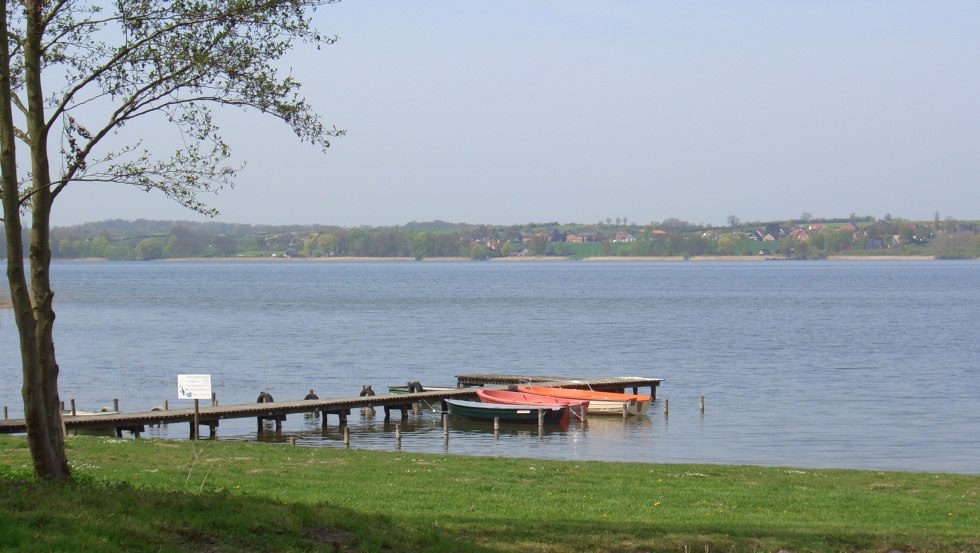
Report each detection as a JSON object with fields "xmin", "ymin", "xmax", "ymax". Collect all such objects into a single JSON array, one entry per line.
[{"xmin": 1, "ymin": 259, "xmax": 977, "ymax": 473}]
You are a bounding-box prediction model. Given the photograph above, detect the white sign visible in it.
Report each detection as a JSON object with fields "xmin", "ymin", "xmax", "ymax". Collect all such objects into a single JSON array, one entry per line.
[{"xmin": 177, "ymin": 374, "xmax": 212, "ymax": 400}]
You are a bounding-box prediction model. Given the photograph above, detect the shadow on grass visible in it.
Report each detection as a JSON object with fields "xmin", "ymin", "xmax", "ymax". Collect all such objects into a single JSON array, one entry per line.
[
  {"xmin": 435, "ymin": 513, "xmax": 980, "ymax": 553},
  {"xmin": 0, "ymin": 475, "xmax": 504, "ymax": 553}
]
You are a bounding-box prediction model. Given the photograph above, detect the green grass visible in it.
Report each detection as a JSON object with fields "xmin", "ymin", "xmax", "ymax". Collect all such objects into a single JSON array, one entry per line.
[{"xmin": 1, "ymin": 435, "xmax": 978, "ymax": 552}]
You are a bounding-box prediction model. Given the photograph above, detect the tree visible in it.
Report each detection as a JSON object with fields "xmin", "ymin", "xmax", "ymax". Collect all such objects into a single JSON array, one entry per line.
[
  {"xmin": 135, "ymin": 237, "xmax": 166, "ymax": 261},
  {"xmin": 1, "ymin": 1, "xmax": 342, "ymax": 481},
  {"xmin": 527, "ymin": 234, "xmax": 547, "ymax": 256},
  {"xmin": 727, "ymin": 215, "xmax": 741, "ymax": 228}
]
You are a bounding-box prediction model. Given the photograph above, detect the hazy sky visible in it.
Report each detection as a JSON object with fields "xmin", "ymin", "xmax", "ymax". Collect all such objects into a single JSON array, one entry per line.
[{"xmin": 52, "ymin": 1, "xmax": 980, "ymax": 228}]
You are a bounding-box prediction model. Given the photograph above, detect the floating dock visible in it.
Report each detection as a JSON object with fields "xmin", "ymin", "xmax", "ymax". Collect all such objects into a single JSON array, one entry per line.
[{"xmin": 0, "ymin": 375, "xmax": 662, "ymax": 438}]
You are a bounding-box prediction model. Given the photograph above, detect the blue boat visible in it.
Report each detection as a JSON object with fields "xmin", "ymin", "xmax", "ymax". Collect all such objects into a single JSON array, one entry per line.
[{"xmin": 445, "ymin": 398, "xmax": 570, "ymax": 425}]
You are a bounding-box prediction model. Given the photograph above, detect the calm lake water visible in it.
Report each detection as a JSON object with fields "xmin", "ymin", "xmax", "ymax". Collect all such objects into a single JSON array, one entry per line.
[{"xmin": 1, "ymin": 260, "xmax": 978, "ymax": 473}]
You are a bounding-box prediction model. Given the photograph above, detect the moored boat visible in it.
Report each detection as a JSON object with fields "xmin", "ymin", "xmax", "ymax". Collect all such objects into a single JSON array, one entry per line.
[
  {"xmin": 516, "ymin": 386, "xmax": 651, "ymax": 416},
  {"xmin": 476, "ymin": 389, "xmax": 588, "ymax": 418},
  {"xmin": 445, "ymin": 398, "xmax": 570, "ymax": 425},
  {"xmin": 388, "ymin": 383, "xmax": 458, "ymax": 394}
]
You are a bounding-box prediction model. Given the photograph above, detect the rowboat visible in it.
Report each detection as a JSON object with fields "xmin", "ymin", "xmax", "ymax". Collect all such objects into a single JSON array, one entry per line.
[
  {"xmin": 516, "ymin": 386, "xmax": 651, "ymax": 416},
  {"xmin": 445, "ymin": 398, "xmax": 570, "ymax": 425},
  {"xmin": 476, "ymin": 389, "xmax": 588, "ymax": 417}
]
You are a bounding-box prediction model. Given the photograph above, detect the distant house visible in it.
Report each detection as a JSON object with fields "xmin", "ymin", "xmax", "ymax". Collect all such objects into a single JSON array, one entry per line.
[
  {"xmin": 789, "ymin": 228, "xmax": 810, "ymax": 241},
  {"xmin": 565, "ymin": 232, "xmax": 598, "ymax": 243},
  {"xmin": 613, "ymin": 232, "xmax": 635, "ymax": 243},
  {"xmin": 866, "ymin": 238, "xmax": 887, "ymax": 250}
]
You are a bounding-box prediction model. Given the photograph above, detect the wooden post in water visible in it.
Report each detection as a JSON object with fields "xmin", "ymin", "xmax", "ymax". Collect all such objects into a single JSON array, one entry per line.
[
  {"xmin": 442, "ymin": 413, "xmax": 449, "ymax": 436},
  {"xmin": 289, "ymin": 436, "xmax": 297, "ymax": 447},
  {"xmin": 537, "ymin": 409, "xmax": 544, "ymax": 428},
  {"xmin": 113, "ymin": 399, "xmax": 119, "ymax": 413},
  {"xmin": 163, "ymin": 399, "xmax": 168, "ymax": 411},
  {"xmin": 70, "ymin": 399, "xmax": 76, "ymax": 416},
  {"xmin": 343, "ymin": 426, "xmax": 350, "ymax": 448},
  {"xmin": 395, "ymin": 426, "xmax": 401, "ymax": 447},
  {"xmin": 193, "ymin": 399, "xmax": 201, "ymax": 440},
  {"xmin": 699, "ymin": 395, "xmax": 704, "ymax": 414},
  {"xmin": 3, "ymin": 406, "xmax": 6, "ymax": 420},
  {"xmin": 663, "ymin": 398, "xmax": 669, "ymax": 417},
  {"xmin": 622, "ymin": 403, "xmax": 628, "ymax": 419}
]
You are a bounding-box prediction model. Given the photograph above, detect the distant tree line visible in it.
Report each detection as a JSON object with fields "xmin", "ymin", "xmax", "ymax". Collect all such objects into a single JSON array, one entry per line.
[{"xmin": 0, "ymin": 216, "xmax": 977, "ymax": 261}]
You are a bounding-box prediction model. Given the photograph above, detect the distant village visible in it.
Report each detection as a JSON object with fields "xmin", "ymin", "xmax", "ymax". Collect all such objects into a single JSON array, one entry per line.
[{"xmin": 7, "ymin": 215, "xmax": 979, "ymax": 260}]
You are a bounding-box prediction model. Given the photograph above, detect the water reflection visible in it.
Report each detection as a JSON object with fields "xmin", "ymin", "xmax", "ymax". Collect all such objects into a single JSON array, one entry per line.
[{"xmin": 189, "ymin": 404, "xmax": 664, "ymax": 463}]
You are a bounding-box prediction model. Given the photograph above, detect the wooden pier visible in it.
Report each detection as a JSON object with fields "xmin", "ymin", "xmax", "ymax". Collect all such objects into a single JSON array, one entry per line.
[{"xmin": 0, "ymin": 375, "xmax": 662, "ymax": 438}]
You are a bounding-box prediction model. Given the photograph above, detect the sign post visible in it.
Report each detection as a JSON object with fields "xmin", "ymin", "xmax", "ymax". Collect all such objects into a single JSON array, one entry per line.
[{"xmin": 177, "ymin": 374, "xmax": 212, "ymax": 440}]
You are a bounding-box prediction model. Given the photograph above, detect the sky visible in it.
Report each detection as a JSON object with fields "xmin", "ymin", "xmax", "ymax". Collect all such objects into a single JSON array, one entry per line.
[{"xmin": 51, "ymin": 1, "xmax": 980, "ymax": 228}]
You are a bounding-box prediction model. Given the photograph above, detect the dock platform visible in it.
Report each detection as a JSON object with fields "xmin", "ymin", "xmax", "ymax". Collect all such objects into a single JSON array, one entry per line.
[{"xmin": 0, "ymin": 375, "xmax": 662, "ymax": 438}]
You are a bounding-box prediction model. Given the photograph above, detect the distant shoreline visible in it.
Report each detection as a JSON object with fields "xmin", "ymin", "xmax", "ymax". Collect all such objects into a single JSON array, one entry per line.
[{"xmin": 45, "ymin": 254, "xmax": 948, "ymax": 263}]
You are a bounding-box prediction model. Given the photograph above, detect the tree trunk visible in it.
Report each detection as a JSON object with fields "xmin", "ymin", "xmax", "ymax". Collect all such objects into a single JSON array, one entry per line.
[{"xmin": 0, "ymin": 0, "xmax": 71, "ymax": 482}]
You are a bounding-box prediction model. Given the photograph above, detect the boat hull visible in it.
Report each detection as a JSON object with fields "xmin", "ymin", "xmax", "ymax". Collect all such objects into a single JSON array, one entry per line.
[
  {"xmin": 445, "ymin": 398, "xmax": 570, "ymax": 425},
  {"xmin": 477, "ymin": 389, "xmax": 587, "ymax": 418},
  {"xmin": 388, "ymin": 385, "xmax": 458, "ymax": 394}
]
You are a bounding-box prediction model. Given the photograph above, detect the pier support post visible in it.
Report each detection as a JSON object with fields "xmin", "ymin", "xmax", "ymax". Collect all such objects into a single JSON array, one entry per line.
[
  {"xmin": 193, "ymin": 399, "xmax": 200, "ymax": 441},
  {"xmin": 663, "ymin": 398, "xmax": 669, "ymax": 417},
  {"xmin": 113, "ymin": 399, "xmax": 119, "ymax": 413},
  {"xmin": 537, "ymin": 409, "xmax": 544, "ymax": 427},
  {"xmin": 343, "ymin": 426, "xmax": 350, "ymax": 448},
  {"xmin": 442, "ymin": 413, "xmax": 449, "ymax": 436}
]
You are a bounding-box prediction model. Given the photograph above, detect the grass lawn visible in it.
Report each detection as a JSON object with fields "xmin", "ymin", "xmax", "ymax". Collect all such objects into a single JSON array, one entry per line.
[{"xmin": 1, "ymin": 435, "xmax": 978, "ymax": 552}]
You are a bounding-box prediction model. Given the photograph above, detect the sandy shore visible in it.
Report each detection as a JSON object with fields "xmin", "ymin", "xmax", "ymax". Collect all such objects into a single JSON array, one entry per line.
[{"xmin": 825, "ymin": 255, "xmax": 938, "ymax": 261}]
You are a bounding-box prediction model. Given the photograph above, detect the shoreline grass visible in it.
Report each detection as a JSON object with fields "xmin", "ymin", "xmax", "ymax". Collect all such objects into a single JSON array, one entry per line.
[{"xmin": 2, "ymin": 435, "xmax": 978, "ymax": 552}]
